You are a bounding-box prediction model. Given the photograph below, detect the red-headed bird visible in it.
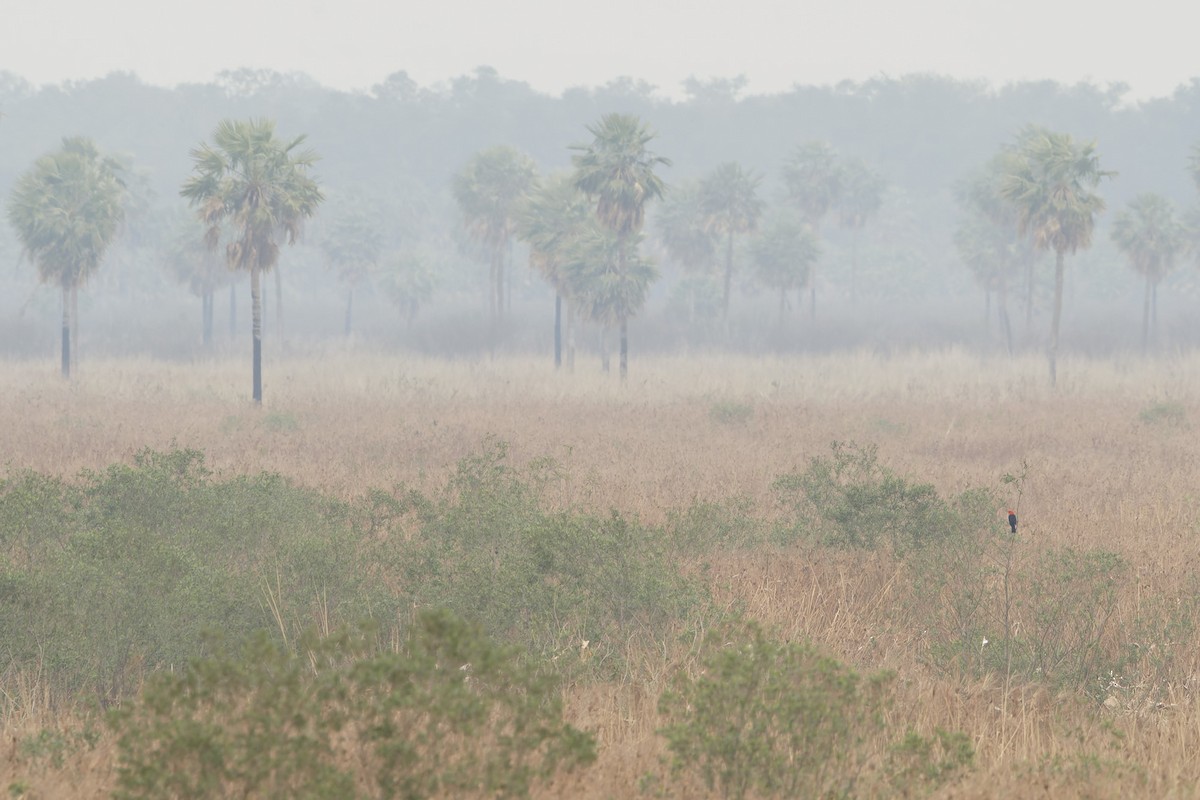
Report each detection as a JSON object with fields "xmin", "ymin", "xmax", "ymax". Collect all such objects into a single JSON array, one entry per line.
[{"xmin": 1007, "ymin": 510, "xmax": 1018, "ymax": 534}]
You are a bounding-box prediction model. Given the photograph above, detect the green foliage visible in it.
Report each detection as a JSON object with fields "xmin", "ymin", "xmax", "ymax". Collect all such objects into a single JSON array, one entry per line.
[
  {"xmin": 708, "ymin": 399, "xmax": 753, "ymax": 426},
  {"xmin": 773, "ymin": 441, "xmax": 987, "ymax": 552},
  {"xmin": 658, "ymin": 620, "xmax": 891, "ymax": 799},
  {"xmin": 0, "ymin": 447, "xmax": 388, "ymax": 703},
  {"xmin": 887, "ymin": 728, "xmax": 974, "ymax": 795},
  {"xmin": 262, "ymin": 410, "xmax": 300, "ymax": 432},
  {"xmin": 666, "ymin": 496, "xmax": 765, "ymax": 554},
  {"xmin": 109, "ymin": 610, "xmax": 595, "ymax": 800},
  {"xmin": 389, "ymin": 440, "xmax": 700, "ymax": 676},
  {"xmin": 1138, "ymin": 401, "xmax": 1186, "ymax": 427}
]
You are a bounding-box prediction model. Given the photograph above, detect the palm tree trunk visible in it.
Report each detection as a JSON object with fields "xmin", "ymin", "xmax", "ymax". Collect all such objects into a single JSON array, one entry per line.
[
  {"xmin": 488, "ymin": 253, "xmax": 498, "ymax": 322},
  {"xmin": 1049, "ymin": 250, "xmax": 1064, "ymax": 387},
  {"xmin": 345, "ymin": 286, "xmax": 354, "ymax": 337},
  {"xmin": 566, "ymin": 301, "xmax": 576, "ymax": 374},
  {"xmin": 497, "ymin": 248, "xmax": 506, "ymax": 322},
  {"xmin": 779, "ymin": 287, "xmax": 787, "ymax": 327},
  {"xmin": 600, "ymin": 327, "xmax": 610, "ymax": 373},
  {"xmin": 998, "ymin": 280, "xmax": 1013, "ymax": 357},
  {"xmin": 252, "ymin": 265, "xmax": 263, "ymax": 405},
  {"xmin": 722, "ymin": 230, "xmax": 734, "ymax": 325},
  {"xmin": 1024, "ymin": 251, "xmax": 1035, "ymax": 329},
  {"xmin": 229, "ymin": 282, "xmax": 237, "ymax": 338},
  {"xmin": 60, "ymin": 283, "xmax": 71, "ymax": 379},
  {"xmin": 554, "ymin": 292, "xmax": 562, "ymax": 369},
  {"xmin": 850, "ymin": 228, "xmax": 860, "ymax": 302},
  {"xmin": 984, "ymin": 286, "xmax": 992, "ymax": 333},
  {"xmin": 203, "ymin": 289, "xmax": 214, "ymax": 347},
  {"xmin": 619, "ymin": 317, "xmax": 628, "ymax": 381},
  {"xmin": 70, "ymin": 285, "xmax": 79, "ymax": 370},
  {"xmin": 1141, "ymin": 276, "xmax": 1151, "ymax": 355},
  {"xmin": 274, "ymin": 265, "xmax": 284, "ymax": 346}
]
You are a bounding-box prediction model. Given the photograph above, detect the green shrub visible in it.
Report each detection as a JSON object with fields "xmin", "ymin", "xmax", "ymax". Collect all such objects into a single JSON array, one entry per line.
[
  {"xmin": 109, "ymin": 610, "xmax": 595, "ymax": 800},
  {"xmin": 773, "ymin": 441, "xmax": 987, "ymax": 552},
  {"xmin": 708, "ymin": 400, "xmax": 753, "ymax": 426},
  {"xmin": 389, "ymin": 440, "xmax": 701, "ymax": 675},
  {"xmin": 1138, "ymin": 401, "xmax": 1186, "ymax": 427},
  {"xmin": 658, "ymin": 620, "xmax": 892, "ymax": 799}
]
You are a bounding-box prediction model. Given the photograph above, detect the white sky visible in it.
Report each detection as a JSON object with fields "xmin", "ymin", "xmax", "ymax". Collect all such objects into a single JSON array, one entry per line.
[{"xmin": 4, "ymin": 0, "xmax": 1199, "ymax": 100}]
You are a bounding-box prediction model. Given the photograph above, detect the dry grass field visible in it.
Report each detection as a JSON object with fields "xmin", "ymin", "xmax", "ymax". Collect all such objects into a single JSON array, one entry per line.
[{"xmin": 3, "ymin": 348, "xmax": 1200, "ymax": 798}]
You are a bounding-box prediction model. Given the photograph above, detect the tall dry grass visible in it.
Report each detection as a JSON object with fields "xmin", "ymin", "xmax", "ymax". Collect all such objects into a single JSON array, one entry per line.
[{"xmin": 3, "ymin": 349, "xmax": 1200, "ymax": 797}]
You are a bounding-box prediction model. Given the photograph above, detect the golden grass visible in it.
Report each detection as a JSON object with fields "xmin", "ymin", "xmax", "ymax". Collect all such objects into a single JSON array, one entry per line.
[{"xmin": 3, "ymin": 349, "xmax": 1200, "ymax": 797}]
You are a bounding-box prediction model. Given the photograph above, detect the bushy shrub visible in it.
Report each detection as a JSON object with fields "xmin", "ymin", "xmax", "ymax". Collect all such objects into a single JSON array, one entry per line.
[
  {"xmin": 109, "ymin": 610, "xmax": 595, "ymax": 800},
  {"xmin": 772, "ymin": 441, "xmax": 991, "ymax": 552},
  {"xmin": 656, "ymin": 620, "xmax": 972, "ymax": 799}
]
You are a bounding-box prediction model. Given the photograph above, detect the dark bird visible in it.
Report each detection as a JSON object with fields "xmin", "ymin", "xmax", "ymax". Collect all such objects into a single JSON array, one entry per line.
[{"xmin": 1007, "ymin": 510, "xmax": 1018, "ymax": 534}]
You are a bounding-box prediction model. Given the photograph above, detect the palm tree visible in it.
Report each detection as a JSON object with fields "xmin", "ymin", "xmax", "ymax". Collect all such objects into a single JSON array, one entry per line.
[
  {"xmin": 181, "ymin": 118, "xmax": 323, "ymax": 405},
  {"xmin": 562, "ymin": 227, "xmax": 659, "ymax": 365},
  {"xmin": 955, "ymin": 160, "xmax": 1035, "ymax": 355},
  {"xmin": 452, "ymin": 146, "xmax": 538, "ymax": 323},
  {"xmin": 999, "ymin": 126, "xmax": 1111, "ymax": 386},
  {"xmin": 164, "ymin": 211, "xmax": 228, "ymax": 347},
  {"xmin": 516, "ymin": 173, "xmax": 593, "ymax": 370},
  {"xmin": 321, "ymin": 202, "xmax": 383, "ymax": 336},
  {"xmin": 654, "ymin": 181, "xmax": 719, "ymax": 327},
  {"xmin": 954, "ymin": 211, "xmax": 1022, "ymax": 354},
  {"xmin": 836, "ymin": 158, "xmax": 885, "ymax": 301},
  {"xmin": 698, "ymin": 162, "xmax": 764, "ymax": 325},
  {"xmin": 750, "ymin": 216, "xmax": 820, "ymax": 326},
  {"xmin": 572, "ymin": 113, "xmax": 670, "ymax": 380},
  {"xmin": 1111, "ymin": 194, "xmax": 1185, "ymax": 353},
  {"xmin": 7, "ymin": 136, "xmax": 125, "ymax": 378},
  {"xmin": 782, "ymin": 141, "xmax": 842, "ymax": 318},
  {"xmin": 377, "ymin": 251, "xmax": 436, "ymax": 329}
]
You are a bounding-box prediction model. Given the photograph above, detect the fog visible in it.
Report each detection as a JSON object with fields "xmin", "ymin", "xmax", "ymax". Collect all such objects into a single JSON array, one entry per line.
[{"xmin": 2, "ymin": 67, "xmax": 1199, "ymax": 364}]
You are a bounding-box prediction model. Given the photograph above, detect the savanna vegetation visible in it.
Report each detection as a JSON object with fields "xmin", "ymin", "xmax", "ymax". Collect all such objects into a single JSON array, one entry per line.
[
  {"xmin": 4, "ymin": 65, "xmax": 1200, "ymax": 798},
  {"xmin": 0, "ymin": 354, "xmax": 1199, "ymax": 798}
]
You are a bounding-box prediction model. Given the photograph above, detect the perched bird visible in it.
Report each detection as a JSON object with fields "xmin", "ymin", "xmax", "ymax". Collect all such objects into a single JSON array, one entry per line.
[{"xmin": 1007, "ymin": 510, "xmax": 1018, "ymax": 534}]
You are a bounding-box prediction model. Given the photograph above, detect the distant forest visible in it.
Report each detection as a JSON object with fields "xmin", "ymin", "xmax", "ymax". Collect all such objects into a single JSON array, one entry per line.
[{"xmin": 2, "ymin": 67, "xmax": 1199, "ymax": 360}]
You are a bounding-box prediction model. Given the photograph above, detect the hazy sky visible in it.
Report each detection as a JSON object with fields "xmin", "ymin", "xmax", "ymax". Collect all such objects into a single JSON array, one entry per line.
[{"xmin": 5, "ymin": 0, "xmax": 1198, "ymax": 100}]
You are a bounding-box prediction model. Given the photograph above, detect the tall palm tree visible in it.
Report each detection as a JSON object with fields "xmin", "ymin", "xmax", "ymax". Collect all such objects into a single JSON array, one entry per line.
[
  {"xmin": 1111, "ymin": 194, "xmax": 1185, "ymax": 353},
  {"xmin": 181, "ymin": 118, "xmax": 322, "ymax": 405},
  {"xmin": 572, "ymin": 113, "xmax": 670, "ymax": 379},
  {"xmin": 836, "ymin": 158, "xmax": 886, "ymax": 301},
  {"xmin": 516, "ymin": 172, "xmax": 593, "ymax": 370},
  {"xmin": 7, "ymin": 136, "xmax": 125, "ymax": 378},
  {"xmin": 452, "ymin": 146, "xmax": 538, "ymax": 323},
  {"xmin": 782, "ymin": 141, "xmax": 842, "ymax": 318},
  {"xmin": 999, "ymin": 126, "xmax": 1111, "ymax": 386},
  {"xmin": 751, "ymin": 215, "xmax": 820, "ymax": 326},
  {"xmin": 698, "ymin": 163, "xmax": 764, "ymax": 325}
]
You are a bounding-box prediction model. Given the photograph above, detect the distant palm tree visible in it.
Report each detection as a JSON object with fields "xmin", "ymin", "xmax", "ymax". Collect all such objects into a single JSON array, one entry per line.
[
  {"xmin": 836, "ymin": 158, "xmax": 885, "ymax": 301},
  {"xmin": 999, "ymin": 126, "xmax": 1111, "ymax": 385},
  {"xmin": 653, "ymin": 181, "xmax": 719, "ymax": 327},
  {"xmin": 751, "ymin": 216, "xmax": 820, "ymax": 326},
  {"xmin": 782, "ymin": 141, "xmax": 842, "ymax": 318},
  {"xmin": 7, "ymin": 137, "xmax": 125, "ymax": 378},
  {"xmin": 452, "ymin": 146, "xmax": 538, "ymax": 323},
  {"xmin": 516, "ymin": 172, "xmax": 592, "ymax": 370},
  {"xmin": 955, "ymin": 158, "xmax": 1035, "ymax": 355},
  {"xmin": 164, "ymin": 211, "xmax": 228, "ymax": 347},
  {"xmin": 562, "ymin": 227, "xmax": 659, "ymax": 363},
  {"xmin": 572, "ymin": 113, "xmax": 670, "ymax": 379},
  {"xmin": 321, "ymin": 202, "xmax": 383, "ymax": 336},
  {"xmin": 699, "ymin": 162, "xmax": 764, "ymax": 325},
  {"xmin": 1111, "ymin": 194, "xmax": 1185, "ymax": 353},
  {"xmin": 181, "ymin": 118, "xmax": 323, "ymax": 404}
]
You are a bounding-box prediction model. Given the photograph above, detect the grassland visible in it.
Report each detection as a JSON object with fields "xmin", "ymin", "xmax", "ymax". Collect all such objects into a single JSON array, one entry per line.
[{"xmin": 3, "ymin": 348, "xmax": 1200, "ymax": 798}]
